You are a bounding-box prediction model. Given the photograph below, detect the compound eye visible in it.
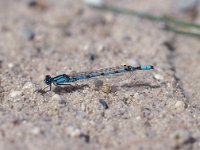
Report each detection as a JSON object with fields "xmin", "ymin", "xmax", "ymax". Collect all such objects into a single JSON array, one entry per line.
[
  {"xmin": 44, "ymin": 79, "xmax": 49, "ymax": 85},
  {"xmin": 44, "ymin": 75, "xmax": 52, "ymax": 85},
  {"xmin": 45, "ymin": 75, "xmax": 51, "ymax": 79}
]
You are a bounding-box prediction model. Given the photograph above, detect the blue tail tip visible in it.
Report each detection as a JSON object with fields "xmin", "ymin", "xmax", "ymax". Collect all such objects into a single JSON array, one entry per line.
[{"xmin": 141, "ymin": 65, "xmax": 154, "ymax": 70}]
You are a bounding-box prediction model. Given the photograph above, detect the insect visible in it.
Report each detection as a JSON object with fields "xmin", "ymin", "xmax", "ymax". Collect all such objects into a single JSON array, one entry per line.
[{"xmin": 44, "ymin": 65, "xmax": 154, "ymax": 91}]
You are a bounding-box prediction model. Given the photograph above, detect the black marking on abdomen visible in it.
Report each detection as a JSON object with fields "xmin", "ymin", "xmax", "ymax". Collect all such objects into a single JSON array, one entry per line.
[
  {"xmin": 125, "ymin": 66, "xmax": 131, "ymax": 71},
  {"xmin": 86, "ymin": 75, "xmax": 91, "ymax": 78},
  {"xmin": 114, "ymin": 70, "xmax": 119, "ymax": 73}
]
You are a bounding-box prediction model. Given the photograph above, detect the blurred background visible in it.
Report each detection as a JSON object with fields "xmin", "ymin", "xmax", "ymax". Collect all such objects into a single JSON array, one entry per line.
[{"xmin": 0, "ymin": 0, "xmax": 200, "ymax": 149}]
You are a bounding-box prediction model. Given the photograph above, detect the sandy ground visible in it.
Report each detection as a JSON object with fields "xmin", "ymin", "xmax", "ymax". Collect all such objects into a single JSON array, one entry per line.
[{"xmin": 0, "ymin": 0, "xmax": 200, "ymax": 149}]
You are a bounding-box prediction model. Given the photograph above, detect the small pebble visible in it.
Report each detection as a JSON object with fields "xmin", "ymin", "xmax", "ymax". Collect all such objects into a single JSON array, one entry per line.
[
  {"xmin": 101, "ymin": 84, "xmax": 112, "ymax": 94},
  {"xmin": 52, "ymin": 94, "xmax": 62, "ymax": 101},
  {"xmin": 21, "ymin": 28, "xmax": 35, "ymax": 40},
  {"xmin": 22, "ymin": 82, "xmax": 36, "ymax": 92},
  {"xmin": 99, "ymin": 99, "xmax": 109, "ymax": 109},
  {"xmin": 133, "ymin": 93, "xmax": 142, "ymax": 105},
  {"xmin": 97, "ymin": 44, "xmax": 105, "ymax": 52},
  {"xmin": 52, "ymin": 94, "xmax": 66, "ymax": 105},
  {"xmin": 81, "ymin": 104, "xmax": 86, "ymax": 112},
  {"xmin": 66, "ymin": 126, "xmax": 82, "ymax": 137},
  {"xmin": 163, "ymin": 41, "xmax": 175, "ymax": 51},
  {"xmin": 171, "ymin": 129, "xmax": 193, "ymax": 144},
  {"xmin": 175, "ymin": 101, "xmax": 186, "ymax": 110},
  {"xmin": 83, "ymin": 43, "xmax": 90, "ymax": 51},
  {"xmin": 34, "ymin": 34, "xmax": 44, "ymax": 42},
  {"xmin": 9, "ymin": 91, "xmax": 22, "ymax": 98},
  {"xmin": 8, "ymin": 63, "xmax": 14, "ymax": 68},
  {"xmin": 30, "ymin": 127, "xmax": 41, "ymax": 135},
  {"xmin": 134, "ymin": 92, "xmax": 140, "ymax": 99},
  {"xmin": 80, "ymin": 133, "xmax": 90, "ymax": 143},
  {"xmin": 88, "ymin": 53, "xmax": 97, "ymax": 61},
  {"xmin": 94, "ymin": 79, "xmax": 103, "ymax": 90},
  {"xmin": 136, "ymin": 116, "xmax": 141, "ymax": 120},
  {"xmin": 12, "ymin": 118, "xmax": 23, "ymax": 125},
  {"xmin": 153, "ymin": 73, "xmax": 164, "ymax": 80},
  {"xmin": 28, "ymin": 0, "xmax": 48, "ymax": 10}
]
